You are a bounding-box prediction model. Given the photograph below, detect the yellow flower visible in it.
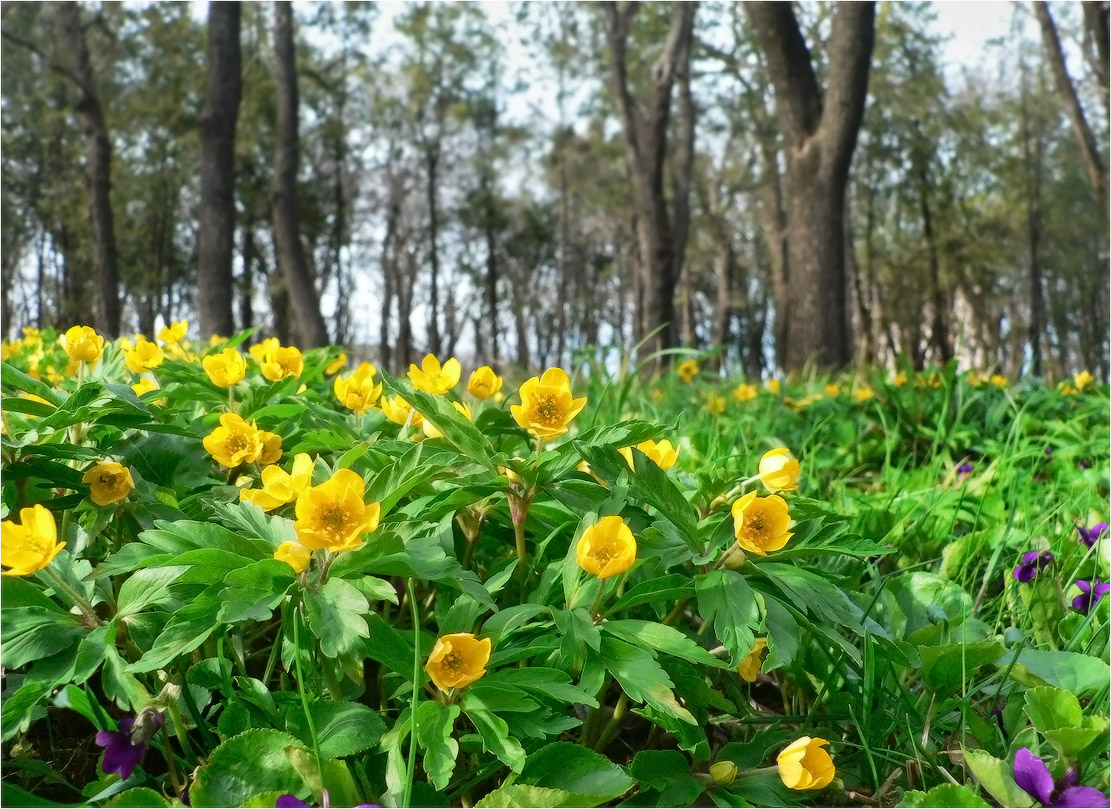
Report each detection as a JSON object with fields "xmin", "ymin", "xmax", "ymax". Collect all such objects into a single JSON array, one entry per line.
[
  {"xmin": 0, "ymin": 340, "xmax": 15, "ymax": 362},
  {"xmin": 576, "ymin": 515, "xmax": 637, "ymax": 579},
  {"xmin": 209, "ymin": 334, "xmax": 228, "ymax": 347},
  {"xmin": 294, "ymin": 468, "xmax": 381, "ymax": 552},
  {"xmin": 1, "ymin": 504, "xmax": 65, "ymax": 576},
  {"xmin": 21, "ymin": 327, "xmax": 41, "ymax": 347},
  {"xmin": 274, "ymin": 541, "xmax": 311, "ymax": 574},
  {"xmin": 467, "ymin": 366, "xmax": 503, "ymax": 400},
  {"xmin": 767, "ymin": 379, "xmax": 781, "ymax": 395},
  {"xmin": 203, "ymin": 348, "xmax": 247, "ymax": 388},
  {"xmin": 202, "ymin": 413, "xmax": 263, "ymax": 468},
  {"xmin": 423, "ymin": 401, "xmax": 472, "ymax": 439},
  {"xmin": 240, "ymin": 454, "xmax": 314, "ymax": 512},
  {"xmin": 261, "ymin": 345, "xmax": 304, "ymax": 381},
  {"xmin": 706, "ymin": 393, "xmax": 726, "ymax": 415},
  {"xmin": 511, "ymin": 368, "xmax": 587, "ymax": 441},
  {"xmin": 777, "ymin": 737, "xmax": 835, "ymax": 790},
  {"xmin": 258, "ymin": 431, "xmax": 283, "ymax": 465},
  {"xmin": 82, "ymin": 462, "xmax": 135, "ymax": 506},
  {"xmin": 737, "ymin": 637, "xmax": 768, "ymax": 683},
  {"xmin": 249, "ymin": 337, "xmax": 280, "ymax": 364},
  {"xmin": 1060, "ymin": 383, "xmax": 1079, "ymax": 396},
  {"xmin": 990, "ymin": 374, "xmax": 1008, "ymax": 388},
  {"xmin": 334, "ymin": 363, "xmax": 382, "ymax": 415},
  {"xmin": 426, "ymin": 632, "xmax": 492, "ymax": 692},
  {"xmin": 409, "ymin": 353, "xmax": 461, "ymax": 395},
  {"xmin": 758, "ymin": 448, "xmax": 800, "ymax": 493},
  {"xmin": 124, "ymin": 335, "xmax": 165, "ymax": 374},
  {"xmin": 853, "ymin": 386, "xmax": 874, "ymax": 402},
  {"xmin": 967, "ymin": 371, "xmax": 984, "ymax": 387},
  {"xmin": 731, "ymin": 491, "xmax": 793, "ymax": 556},
  {"xmin": 325, "ymin": 352, "xmax": 347, "ymax": 376},
  {"xmin": 676, "ymin": 359, "xmax": 699, "ymax": 383},
  {"xmin": 824, "ymin": 383, "xmax": 840, "ymax": 398},
  {"xmin": 381, "ymin": 394, "xmax": 424, "ymax": 427},
  {"xmin": 619, "ymin": 439, "xmax": 679, "ymax": 471},
  {"xmin": 733, "ymin": 383, "xmax": 758, "ymax": 402},
  {"xmin": 132, "ymin": 378, "xmax": 159, "ymax": 397},
  {"xmin": 158, "ymin": 320, "xmax": 189, "ymax": 344},
  {"xmin": 893, "ymin": 372, "xmax": 908, "ymax": 387},
  {"xmin": 62, "ymin": 326, "xmax": 104, "ymax": 364},
  {"xmin": 1075, "ymin": 370, "xmax": 1095, "ymax": 390}
]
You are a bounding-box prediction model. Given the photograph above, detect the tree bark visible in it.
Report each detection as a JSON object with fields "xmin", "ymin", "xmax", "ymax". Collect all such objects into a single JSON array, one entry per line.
[
  {"xmin": 270, "ymin": 0, "xmax": 329, "ymax": 348},
  {"xmin": 197, "ymin": 2, "xmax": 242, "ymax": 340},
  {"xmin": 601, "ymin": 1, "xmax": 697, "ymax": 371},
  {"xmin": 55, "ymin": 1, "xmax": 120, "ymax": 337},
  {"xmin": 746, "ymin": 2, "xmax": 876, "ymax": 371}
]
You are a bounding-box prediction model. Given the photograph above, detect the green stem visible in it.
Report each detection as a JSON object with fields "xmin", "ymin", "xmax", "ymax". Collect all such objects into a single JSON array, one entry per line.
[
  {"xmin": 160, "ymin": 722, "xmax": 183, "ymax": 796},
  {"xmin": 662, "ymin": 597, "xmax": 691, "ymax": 627},
  {"xmin": 593, "ymin": 692, "xmax": 628, "ymax": 753},
  {"xmin": 43, "ymin": 566, "xmax": 100, "ymax": 626},
  {"xmin": 164, "ymin": 693, "xmax": 197, "ymax": 762},
  {"xmin": 404, "ymin": 578, "xmax": 421, "ymax": 809},
  {"xmin": 509, "ymin": 493, "xmax": 531, "ymax": 600},
  {"xmin": 293, "ymin": 603, "xmax": 326, "ymax": 802}
]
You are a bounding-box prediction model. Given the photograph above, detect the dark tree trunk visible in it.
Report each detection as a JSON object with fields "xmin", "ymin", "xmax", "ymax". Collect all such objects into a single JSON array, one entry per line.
[
  {"xmin": 746, "ymin": 2, "xmax": 876, "ymax": 371},
  {"xmin": 197, "ymin": 2, "xmax": 241, "ymax": 339},
  {"xmin": 270, "ymin": 0, "xmax": 329, "ymax": 348},
  {"xmin": 240, "ymin": 226, "xmax": 256, "ymax": 344},
  {"xmin": 601, "ymin": 1, "xmax": 697, "ymax": 372},
  {"xmin": 55, "ymin": 1, "xmax": 120, "ymax": 337},
  {"xmin": 425, "ymin": 144, "xmax": 442, "ymax": 355}
]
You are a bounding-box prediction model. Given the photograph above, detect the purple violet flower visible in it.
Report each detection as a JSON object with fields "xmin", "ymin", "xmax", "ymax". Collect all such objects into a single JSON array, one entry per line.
[
  {"xmin": 1072, "ymin": 580, "xmax": 1111, "ymax": 615},
  {"xmin": 276, "ymin": 795, "xmax": 379, "ymax": 809},
  {"xmin": 94, "ymin": 711, "xmax": 163, "ymax": 781},
  {"xmin": 1014, "ymin": 550, "xmax": 1055, "ymax": 583},
  {"xmin": 1013, "ymin": 748, "xmax": 1109, "ymax": 808},
  {"xmin": 1077, "ymin": 523, "xmax": 1108, "ymax": 549},
  {"xmin": 957, "ymin": 463, "xmax": 975, "ymax": 476}
]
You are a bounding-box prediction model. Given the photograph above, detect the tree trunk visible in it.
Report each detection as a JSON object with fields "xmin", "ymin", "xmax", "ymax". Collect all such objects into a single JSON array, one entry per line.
[
  {"xmin": 425, "ymin": 144, "xmax": 442, "ymax": 355},
  {"xmin": 270, "ymin": 0, "xmax": 329, "ymax": 348},
  {"xmin": 197, "ymin": 2, "xmax": 241, "ymax": 340},
  {"xmin": 601, "ymin": 1, "xmax": 697, "ymax": 371},
  {"xmin": 746, "ymin": 1, "xmax": 876, "ymax": 371},
  {"xmin": 55, "ymin": 1, "xmax": 120, "ymax": 337}
]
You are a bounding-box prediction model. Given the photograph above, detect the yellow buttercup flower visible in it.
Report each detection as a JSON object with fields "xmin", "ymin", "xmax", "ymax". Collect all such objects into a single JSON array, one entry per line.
[
  {"xmin": 124, "ymin": 335, "xmax": 165, "ymax": 374},
  {"xmin": 0, "ymin": 341, "xmax": 16, "ymax": 362},
  {"xmin": 62, "ymin": 326, "xmax": 104, "ymax": 364},
  {"xmin": 294, "ymin": 468, "xmax": 380, "ymax": 553},
  {"xmin": 409, "ymin": 353, "xmax": 461, "ymax": 395},
  {"xmin": 132, "ymin": 378, "xmax": 159, "ymax": 397},
  {"xmin": 21, "ymin": 327, "xmax": 41, "ymax": 347},
  {"xmin": 990, "ymin": 374, "xmax": 1008, "ymax": 388},
  {"xmin": 381, "ymin": 394, "xmax": 424, "ymax": 427},
  {"xmin": 202, "ymin": 413, "xmax": 263, "ymax": 468},
  {"xmin": 1060, "ymin": 383, "xmax": 1079, "ymax": 396},
  {"xmin": 824, "ymin": 383, "xmax": 840, "ymax": 398},
  {"xmin": 426, "ymin": 632, "xmax": 492, "ymax": 692},
  {"xmin": 619, "ymin": 439, "xmax": 679, "ymax": 471},
  {"xmin": 511, "ymin": 367, "xmax": 587, "ymax": 441},
  {"xmin": 258, "ymin": 431, "xmax": 283, "ymax": 465},
  {"xmin": 82, "ymin": 462, "xmax": 135, "ymax": 507},
  {"xmin": 767, "ymin": 379, "xmax": 781, "ymax": 394},
  {"xmin": 158, "ymin": 320, "xmax": 188, "ymax": 344},
  {"xmin": 240, "ymin": 454, "xmax": 314, "ymax": 512},
  {"xmin": 706, "ymin": 393, "xmax": 726, "ymax": 415},
  {"xmin": 325, "ymin": 351, "xmax": 347, "ymax": 376},
  {"xmin": 676, "ymin": 359, "xmax": 699, "ymax": 383},
  {"xmin": 853, "ymin": 386, "xmax": 874, "ymax": 402},
  {"xmin": 249, "ymin": 337, "xmax": 280, "ymax": 364},
  {"xmin": 737, "ymin": 637, "xmax": 768, "ymax": 683},
  {"xmin": 423, "ymin": 401, "xmax": 473, "ymax": 439},
  {"xmin": 758, "ymin": 448, "xmax": 800, "ymax": 493},
  {"xmin": 732, "ymin": 491, "xmax": 793, "ymax": 556},
  {"xmin": 1075, "ymin": 370, "xmax": 1095, "ymax": 391},
  {"xmin": 467, "ymin": 366, "xmax": 503, "ymax": 400},
  {"xmin": 1, "ymin": 504, "xmax": 65, "ymax": 577},
  {"xmin": 893, "ymin": 372, "xmax": 908, "ymax": 387},
  {"xmin": 777, "ymin": 737, "xmax": 835, "ymax": 790},
  {"xmin": 260, "ymin": 345, "xmax": 304, "ymax": 381},
  {"xmin": 334, "ymin": 363, "xmax": 382, "ymax": 415},
  {"xmin": 576, "ymin": 515, "xmax": 637, "ymax": 579},
  {"xmin": 202, "ymin": 348, "xmax": 247, "ymax": 388},
  {"xmin": 274, "ymin": 541, "xmax": 311, "ymax": 574},
  {"xmin": 209, "ymin": 334, "xmax": 228, "ymax": 347},
  {"xmin": 967, "ymin": 371, "xmax": 984, "ymax": 387},
  {"xmin": 733, "ymin": 383, "xmax": 758, "ymax": 402}
]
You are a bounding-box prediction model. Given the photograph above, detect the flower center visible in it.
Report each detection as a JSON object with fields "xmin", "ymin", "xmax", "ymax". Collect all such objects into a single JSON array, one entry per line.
[
  {"xmin": 591, "ymin": 540, "xmax": 617, "ymax": 565},
  {"xmin": 746, "ymin": 512, "xmax": 766, "ymax": 535},
  {"xmin": 534, "ymin": 396, "xmax": 560, "ymax": 424},
  {"xmin": 99, "ymin": 472, "xmax": 119, "ymax": 487},
  {"xmin": 320, "ymin": 504, "xmax": 349, "ymax": 533},
  {"xmin": 442, "ymin": 651, "xmax": 463, "ymax": 672},
  {"xmin": 227, "ymin": 433, "xmax": 248, "ymax": 453}
]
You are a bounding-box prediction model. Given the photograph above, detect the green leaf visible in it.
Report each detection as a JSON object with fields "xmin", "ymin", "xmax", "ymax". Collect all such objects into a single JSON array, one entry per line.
[
  {"xmin": 520, "ymin": 741, "xmax": 635, "ymax": 802},
  {"xmin": 475, "ymin": 784, "xmax": 576, "ymax": 808},
  {"xmin": 128, "ymin": 595, "xmax": 220, "ymax": 673},
  {"xmin": 919, "ymin": 639, "xmax": 1004, "ymax": 694},
  {"xmin": 0, "ymin": 607, "xmax": 83, "ymax": 669},
  {"xmin": 0, "ymin": 681, "xmax": 48, "ymax": 741},
  {"xmin": 481, "ymin": 604, "xmax": 549, "ymax": 642},
  {"xmin": 598, "ymin": 636, "xmax": 695, "ymax": 725},
  {"xmin": 480, "ymin": 667, "xmax": 599, "ymax": 708},
  {"xmin": 105, "ymin": 788, "xmax": 171, "ymax": 808},
  {"xmin": 608, "ymin": 574, "xmax": 694, "ymax": 614},
  {"xmin": 602, "ymin": 620, "xmax": 727, "ymax": 668},
  {"xmin": 1023, "ymin": 686, "xmax": 1083, "ymax": 734},
  {"xmin": 1044, "ymin": 725, "xmax": 1111, "ymax": 761},
  {"xmin": 1002, "ymin": 648, "xmax": 1111, "ymax": 696},
  {"xmin": 415, "ymin": 701, "xmax": 460, "ymax": 790},
  {"xmin": 762, "ymin": 596, "xmax": 800, "ymax": 671},
  {"xmin": 462, "ymin": 695, "xmax": 527, "ymax": 772},
  {"xmin": 364, "ymin": 612, "xmax": 422, "ymax": 680},
  {"xmin": 217, "ymin": 560, "xmax": 295, "ymax": 623},
  {"xmin": 627, "ymin": 749, "xmax": 706, "ymax": 806},
  {"xmin": 190, "ymin": 729, "xmax": 309, "ymax": 808},
  {"xmin": 305, "ymin": 578, "xmax": 370, "ymax": 658},
  {"xmin": 962, "ymin": 748, "xmax": 1033, "ymax": 808},
  {"xmin": 901, "ymin": 784, "xmax": 991, "ymax": 807},
  {"xmin": 117, "ymin": 565, "xmax": 187, "ymax": 617},
  {"xmin": 629, "ymin": 449, "xmax": 700, "ymax": 550},
  {"xmin": 1, "ymin": 575, "xmax": 66, "ymax": 614},
  {"xmin": 694, "ymin": 570, "xmax": 760, "ymax": 665},
  {"xmin": 1, "ymin": 362, "xmax": 63, "ymax": 405},
  {"xmin": 285, "ymin": 699, "xmax": 388, "ymax": 759}
]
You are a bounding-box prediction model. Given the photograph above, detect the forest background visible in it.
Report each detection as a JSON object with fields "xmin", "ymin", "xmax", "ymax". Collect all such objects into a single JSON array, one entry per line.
[{"xmin": 1, "ymin": 0, "xmax": 1107, "ymax": 379}]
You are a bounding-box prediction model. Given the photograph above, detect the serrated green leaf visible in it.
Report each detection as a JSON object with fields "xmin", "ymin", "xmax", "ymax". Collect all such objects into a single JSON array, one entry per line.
[
  {"xmin": 598, "ymin": 636, "xmax": 695, "ymax": 724},
  {"xmin": 415, "ymin": 701, "xmax": 460, "ymax": 790},
  {"xmin": 694, "ymin": 570, "xmax": 759, "ymax": 665},
  {"xmin": 520, "ymin": 741, "xmax": 635, "ymax": 801},
  {"xmin": 602, "ymin": 620, "xmax": 727, "ymax": 668},
  {"xmin": 305, "ymin": 577, "xmax": 370, "ymax": 658},
  {"xmin": 962, "ymin": 748, "xmax": 1034, "ymax": 808}
]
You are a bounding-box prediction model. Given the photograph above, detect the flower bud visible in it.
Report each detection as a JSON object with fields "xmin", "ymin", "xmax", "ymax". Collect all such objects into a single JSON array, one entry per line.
[{"xmin": 709, "ymin": 761, "xmax": 737, "ymax": 786}]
